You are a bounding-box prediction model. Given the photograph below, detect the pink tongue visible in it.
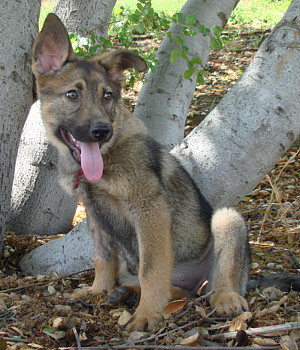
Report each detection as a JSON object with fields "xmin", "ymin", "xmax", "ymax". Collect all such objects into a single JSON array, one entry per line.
[{"xmin": 80, "ymin": 142, "xmax": 104, "ymax": 182}]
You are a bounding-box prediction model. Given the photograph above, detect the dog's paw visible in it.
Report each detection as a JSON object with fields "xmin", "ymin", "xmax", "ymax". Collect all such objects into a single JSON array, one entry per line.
[
  {"xmin": 211, "ymin": 291, "xmax": 249, "ymax": 316},
  {"xmin": 71, "ymin": 283, "xmax": 108, "ymax": 299},
  {"xmin": 126, "ymin": 310, "xmax": 163, "ymax": 331}
]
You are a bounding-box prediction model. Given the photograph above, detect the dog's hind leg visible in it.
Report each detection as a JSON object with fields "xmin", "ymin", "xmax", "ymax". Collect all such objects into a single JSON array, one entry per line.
[{"xmin": 209, "ymin": 208, "xmax": 250, "ymax": 315}]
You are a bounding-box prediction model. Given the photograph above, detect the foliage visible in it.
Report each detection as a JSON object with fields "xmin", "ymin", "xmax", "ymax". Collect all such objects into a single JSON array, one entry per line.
[{"xmin": 70, "ymin": 0, "xmax": 224, "ymax": 85}]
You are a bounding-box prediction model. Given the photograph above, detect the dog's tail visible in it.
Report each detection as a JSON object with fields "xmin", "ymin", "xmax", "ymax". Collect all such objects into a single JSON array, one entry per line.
[{"xmin": 247, "ymin": 274, "xmax": 300, "ymax": 292}]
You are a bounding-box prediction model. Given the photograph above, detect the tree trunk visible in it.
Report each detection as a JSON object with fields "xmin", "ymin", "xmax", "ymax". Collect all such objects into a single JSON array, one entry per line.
[
  {"xmin": 135, "ymin": 0, "xmax": 239, "ymax": 150},
  {"xmin": 10, "ymin": 0, "xmax": 117, "ymax": 236},
  {"xmin": 172, "ymin": 0, "xmax": 300, "ymax": 208},
  {"xmin": 9, "ymin": 102, "xmax": 75, "ymax": 235},
  {"xmin": 55, "ymin": 0, "xmax": 117, "ymax": 37},
  {"xmin": 0, "ymin": 1, "xmax": 40, "ymax": 253}
]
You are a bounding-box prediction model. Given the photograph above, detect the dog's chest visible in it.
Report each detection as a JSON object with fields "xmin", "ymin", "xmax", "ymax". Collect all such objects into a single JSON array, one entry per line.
[{"xmin": 83, "ymin": 180, "xmax": 139, "ymax": 268}]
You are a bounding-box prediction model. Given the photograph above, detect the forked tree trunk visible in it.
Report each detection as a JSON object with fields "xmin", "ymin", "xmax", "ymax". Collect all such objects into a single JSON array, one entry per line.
[
  {"xmin": 172, "ymin": 0, "xmax": 300, "ymax": 208},
  {"xmin": 10, "ymin": 0, "xmax": 117, "ymax": 236},
  {"xmin": 0, "ymin": 1, "xmax": 40, "ymax": 253},
  {"xmin": 135, "ymin": 0, "xmax": 239, "ymax": 150},
  {"xmin": 20, "ymin": 0, "xmax": 300, "ymax": 275}
]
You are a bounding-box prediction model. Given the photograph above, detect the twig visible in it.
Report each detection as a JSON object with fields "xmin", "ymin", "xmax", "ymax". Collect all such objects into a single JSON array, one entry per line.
[
  {"xmin": 58, "ymin": 344, "xmax": 281, "ymax": 350},
  {"xmin": 72, "ymin": 327, "xmax": 82, "ymax": 350},
  {"xmin": 133, "ymin": 319, "xmax": 205, "ymax": 344},
  {"xmin": 2, "ymin": 337, "xmax": 31, "ymax": 343},
  {"xmin": 210, "ymin": 321, "xmax": 300, "ymax": 340}
]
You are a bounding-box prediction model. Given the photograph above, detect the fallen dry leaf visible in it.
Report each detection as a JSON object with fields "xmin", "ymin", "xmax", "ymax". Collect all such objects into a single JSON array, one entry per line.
[
  {"xmin": 229, "ymin": 311, "xmax": 252, "ymax": 331},
  {"xmin": 179, "ymin": 331, "xmax": 199, "ymax": 345},
  {"xmin": 165, "ymin": 299, "xmax": 188, "ymax": 315}
]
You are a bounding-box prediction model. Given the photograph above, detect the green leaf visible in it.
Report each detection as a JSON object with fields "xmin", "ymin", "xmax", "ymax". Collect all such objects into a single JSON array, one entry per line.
[
  {"xmin": 198, "ymin": 25, "xmax": 210, "ymax": 35},
  {"xmin": 181, "ymin": 44, "xmax": 189, "ymax": 52},
  {"xmin": 42, "ymin": 327, "xmax": 54, "ymax": 333},
  {"xmin": 128, "ymin": 13, "xmax": 140, "ymax": 22},
  {"xmin": 128, "ymin": 76, "xmax": 135, "ymax": 88},
  {"xmin": 172, "ymin": 12, "xmax": 184, "ymax": 24},
  {"xmin": 182, "ymin": 27, "xmax": 196, "ymax": 36},
  {"xmin": 137, "ymin": 3, "xmax": 143, "ymax": 11},
  {"xmin": 199, "ymin": 70, "xmax": 210, "ymax": 75},
  {"xmin": 213, "ymin": 25, "xmax": 222, "ymax": 37},
  {"xmin": 176, "ymin": 36, "xmax": 184, "ymax": 45},
  {"xmin": 210, "ymin": 38, "xmax": 223, "ymax": 50},
  {"xmin": 134, "ymin": 23, "xmax": 145, "ymax": 34},
  {"xmin": 170, "ymin": 49, "xmax": 179, "ymax": 63},
  {"xmin": 167, "ymin": 31, "xmax": 173, "ymax": 43},
  {"xmin": 190, "ymin": 57, "xmax": 202, "ymax": 65},
  {"xmin": 184, "ymin": 67, "xmax": 196, "ymax": 79},
  {"xmin": 185, "ymin": 13, "xmax": 197, "ymax": 26},
  {"xmin": 196, "ymin": 72, "xmax": 205, "ymax": 85},
  {"xmin": 179, "ymin": 51, "xmax": 188, "ymax": 60}
]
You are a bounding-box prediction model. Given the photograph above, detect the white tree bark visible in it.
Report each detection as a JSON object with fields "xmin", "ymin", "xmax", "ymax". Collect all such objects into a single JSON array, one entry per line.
[
  {"xmin": 9, "ymin": 102, "xmax": 76, "ymax": 235},
  {"xmin": 20, "ymin": 220, "xmax": 93, "ymax": 275},
  {"xmin": 55, "ymin": 0, "xmax": 117, "ymax": 37},
  {"xmin": 10, "ymin": 0, "xmax": 117, "ymax": 236},
  {"xmin": 20, "ymin": 0, "xmax": 300, "ymax": 275},
  {"xmin": 0, "ymin": 1, "xmax": 40, "ymax": 252},
  {"xmin": 135, "ymin": 0, "xmax": 239, "ymax": 150},
  {"xmin": 172, "ymin": 0, "xmax": 300, "ymax": 208}
]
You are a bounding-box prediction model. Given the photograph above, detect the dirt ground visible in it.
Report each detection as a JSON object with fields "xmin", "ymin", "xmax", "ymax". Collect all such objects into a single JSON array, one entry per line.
[{"xmin": 0, "ymin": 28, "xmax": 299, "ymax": 349}]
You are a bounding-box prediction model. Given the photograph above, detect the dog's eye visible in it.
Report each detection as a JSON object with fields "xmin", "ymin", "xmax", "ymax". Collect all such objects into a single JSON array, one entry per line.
[
  {"xmin": 65, "ymin": 90, "xmax": 78, "ymax": 100},
  {"xmin": 103, "ymin": 91, "xmax": 113, "ymax": 101}
]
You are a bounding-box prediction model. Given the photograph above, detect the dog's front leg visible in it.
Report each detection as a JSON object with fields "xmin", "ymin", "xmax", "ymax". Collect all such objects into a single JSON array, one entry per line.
[
  {"xmin": 73, "ymin": 213, "xmax": 118, "ymax": 298},
  {"xmin": 127, "ymin": 195, "xmax": 173, "ymax": 331}
]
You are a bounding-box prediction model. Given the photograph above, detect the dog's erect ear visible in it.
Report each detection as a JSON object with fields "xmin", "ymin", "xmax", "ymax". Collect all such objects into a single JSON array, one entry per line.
[
  {"xmin": 98, "ymin": 50, "xmax": 147, "ymax": 82},
  {"xmin": 32, "ymin": 13, "xmax": 75, "ymax": 76}
]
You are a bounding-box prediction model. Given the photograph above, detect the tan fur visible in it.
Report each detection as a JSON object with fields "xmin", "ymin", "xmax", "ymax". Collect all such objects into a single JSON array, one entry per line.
[{"xmin": 33, "ymin": 14, "xmax": 251, "ymax": 331}]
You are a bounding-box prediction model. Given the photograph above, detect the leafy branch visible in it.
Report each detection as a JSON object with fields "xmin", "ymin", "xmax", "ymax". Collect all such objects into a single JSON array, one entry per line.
[{"xmin": 168, "ymin": 12, "xmax": 223, "ymax": 84}]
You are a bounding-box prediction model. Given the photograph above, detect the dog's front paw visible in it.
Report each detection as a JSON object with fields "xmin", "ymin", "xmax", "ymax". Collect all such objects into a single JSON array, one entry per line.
[
  {"xmin": 211, "ymin": 291, "xmax": 248, "ymax": 316},
  {"xmin": 72, "ymin": 281, "xmax": 112, "ymax": 299},
  {"xmin": 126, "ymin": 308, "xmax": 163, "ymax": 331}
]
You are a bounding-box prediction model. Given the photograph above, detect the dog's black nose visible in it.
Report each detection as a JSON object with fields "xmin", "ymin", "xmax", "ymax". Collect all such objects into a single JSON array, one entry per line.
[{"xmin": 90, "ymin": 124, "xmax": 112, "ymax": 142}]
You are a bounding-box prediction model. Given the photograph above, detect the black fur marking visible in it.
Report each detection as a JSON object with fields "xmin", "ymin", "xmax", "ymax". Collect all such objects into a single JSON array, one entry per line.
[
  {"xmin": 86, "ymin": 184, "xmax": 139, "ymax": 273},
  {"xmin": 174, "ymin": 158, "xmax": 213, "ymax": 225},
  {"xmin": 144, "ymin": 138, "xmax": 164, "ymax": 186}
]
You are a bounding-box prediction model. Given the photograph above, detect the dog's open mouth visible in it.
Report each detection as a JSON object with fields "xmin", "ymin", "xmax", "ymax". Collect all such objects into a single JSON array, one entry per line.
[{"xmin": 60, "ymin": 127, "xmax": 104, "ymax": 182}]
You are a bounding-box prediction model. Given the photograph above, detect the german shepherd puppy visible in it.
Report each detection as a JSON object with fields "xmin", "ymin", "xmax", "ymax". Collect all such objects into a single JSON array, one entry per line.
[{"xmin": 32, "ymin": 14, "xmax": 250, "ymax": 331}]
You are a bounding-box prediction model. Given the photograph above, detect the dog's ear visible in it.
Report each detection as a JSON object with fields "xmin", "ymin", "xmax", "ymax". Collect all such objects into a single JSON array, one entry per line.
[
  {"xmin": 32, "ymin": 13, "xmax": 75, "ymax": 76},
  {"xmin": 98, "ymin": 50, "xmax": 147, "ymax": 82}
]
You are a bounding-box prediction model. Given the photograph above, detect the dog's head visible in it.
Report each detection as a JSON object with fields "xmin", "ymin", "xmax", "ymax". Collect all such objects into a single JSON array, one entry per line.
[{"xmin": 32, "ymin": 14, "xmax": 147, "ymax": 182}]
